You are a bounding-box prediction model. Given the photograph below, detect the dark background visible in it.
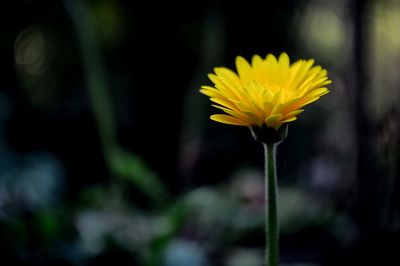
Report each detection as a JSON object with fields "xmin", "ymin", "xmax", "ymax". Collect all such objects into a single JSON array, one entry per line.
[{"xmin": 0, "ymin": 0, "xmax": 399, "ymax": 265}]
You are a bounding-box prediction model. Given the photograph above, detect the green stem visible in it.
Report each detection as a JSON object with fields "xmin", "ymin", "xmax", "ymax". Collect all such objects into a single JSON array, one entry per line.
[{"xmin": 264, "ymin": 143, "xmax": 279, "ymax": 266}]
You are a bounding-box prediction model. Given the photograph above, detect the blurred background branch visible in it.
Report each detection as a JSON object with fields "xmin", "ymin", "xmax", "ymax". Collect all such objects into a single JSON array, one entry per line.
[{"xmin": 63, "ymin": 0, "xmax": 168, "ymax": 205}]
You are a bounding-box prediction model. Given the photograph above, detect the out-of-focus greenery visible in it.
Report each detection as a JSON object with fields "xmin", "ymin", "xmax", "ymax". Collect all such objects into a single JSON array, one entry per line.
[{"xmin": 0, "ymin": 0, "xmax": 399, "ymax": 265}]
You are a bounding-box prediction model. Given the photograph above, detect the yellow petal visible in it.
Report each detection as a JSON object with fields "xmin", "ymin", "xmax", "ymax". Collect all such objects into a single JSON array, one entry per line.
[
  {"xmin": 243, "ymin": 111, "xmax": 264, "ymax": 127},
  {"xmin": 283, "ymin": 109, "xmax": 304, "ymax": 120},
  {"xmin": 278, "ymin": 52, "xmax": 290, "ymax": 66},
  {"xmin": 208, "ymin": 74, "xmax": 240, "ymax": 100},
  {"xmin": 285, "ymin": 109, "xmax": 304, "ymax": 117},
  {"xmin": 200, "ymin": 86, "xmax": 224, "ymax": 98},
  {"xmin": 265, "ymin": 53, "xmax": 278, "ymax": 64},
  {"xmin": 243, "ymin": 81, "xmax": 264, "ymax": 107},
  {"xmin": 211, "ymin": 114, "xmax": 249, "ymax": 126},
  {"xmin": 212, "ymin": 104, "xmax": 249, "ymax": 121},
  {"xmin": 306, "ymin": 87, "xmax": 329, "ymax": 98},
  {"xmin": 289, "ymin": 59, "xmax": 315, "ymax": 90},
  {"xmin": 214, "ymin": 67, "xmax": 243, "ymax": 92},
  {"xmin": 278, "ymin": 52, "xmax": 290, "ymax": 86},
  {"xmin": 265, "ymin": 54, "xmax": 278, "ymax": 85},
  {"xmin": 309, "ymin": 78, "xmax": 331, "ymax": 91},
  {"xmin": 280, "ymin": 97, "xmax": 301, "ymax": 113},
  {"xmin": 252, "ymin": 54, "xmax": 263, "ymax": 66},
  {"xmin": 271, "ymin": 103, "xmax": 283, "ymax": 115},
  {"xmin": 265, "ymin": 114, "xmax": 283, "ymax": 126},
  {"xmin": 250, "ymin": 101, "xmax": 267, "ymax": 118},
  {"xmin": 235, "ymin": 56, "xmax": 253, "ymax": 85},
  {"xmin": 210, "ymin": 97, "xmax": 239, "ymax": 111},
  {"xmin": 298, "ymin": 97, "xmax": 320, "ymax": 108},
  {"xmin": 282, "ymin": 117, "xmax": 297, "ymax": 123},
  {"xmin": 293, "ymin": 70, "xmax": 321, "ymax": 97},
  {"xmin": 262, "ymin": 86, "xmax": 274, "ymax": 101},
  {"xmin": 271, "ymin": 91, "xmax": 282, "ymax": 105},
  {"xmin": 251, "ymin": 55, "xmax": 267, "ymax": 83},
  {"xmin": 263, "ymin": 101, "xmax": 274, "ymax": 116}
]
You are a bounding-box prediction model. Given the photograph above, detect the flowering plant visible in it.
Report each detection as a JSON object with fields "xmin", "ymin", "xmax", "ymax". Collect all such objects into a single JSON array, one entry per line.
[{"xmin": 201, "ymin": 53, "xmax": 331, "ymax": 266}]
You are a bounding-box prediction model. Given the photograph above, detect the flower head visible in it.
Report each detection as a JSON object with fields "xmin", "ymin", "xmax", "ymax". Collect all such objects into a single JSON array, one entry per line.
[{"xmin": 200, "ymin": 53, "xmax": 331, "ymax": 130}]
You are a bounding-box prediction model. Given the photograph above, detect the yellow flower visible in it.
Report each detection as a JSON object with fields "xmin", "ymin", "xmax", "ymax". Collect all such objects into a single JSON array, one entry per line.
[{"xmin": 200, "ymin": 53, "xmax": 331, "ymax": 129}]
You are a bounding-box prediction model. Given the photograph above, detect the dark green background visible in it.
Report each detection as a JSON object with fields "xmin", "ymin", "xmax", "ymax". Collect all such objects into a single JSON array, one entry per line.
[{"xmin": 0, "ymin": 0, "xmax": 399, "ymax": 265}]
